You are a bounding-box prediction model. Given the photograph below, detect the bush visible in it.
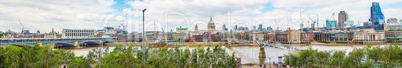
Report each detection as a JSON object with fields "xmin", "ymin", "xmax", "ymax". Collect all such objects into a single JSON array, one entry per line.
[
  {"xmin": 0, "ymin": 43, "xmax": 237, "ymax": 68},
  {"xmin": 284, "ymin": 45, "xmax": 402, "ymax": 68}
]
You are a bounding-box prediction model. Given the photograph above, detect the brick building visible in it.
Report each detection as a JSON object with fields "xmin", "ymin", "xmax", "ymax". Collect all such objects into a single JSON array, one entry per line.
[
  {"xmin": 266, "ymin": 33, "xmax": 276, "ymax": 41},
  {"xmin": 189, "ymin": 35, "xmax": 203, "ymax": 42},
  {"xmin": 301, "ymin": 33, "xmax": 315, "ymax": 42},
  {"xmin": 276, "ymin": 34, "xmax": 288, "ymax": 42}
]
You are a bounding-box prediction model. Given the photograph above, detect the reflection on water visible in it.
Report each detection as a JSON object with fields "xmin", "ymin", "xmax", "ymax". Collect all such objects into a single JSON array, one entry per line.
[
  {"xmin": 258, "ymin": 47, "xmax": 266, "ymax": 64},
  {"xmin": 70, "ymin": 45, "xmax": 388, "ymax": 64},
  {"xmin": 296, "ymin": 45, "xmax": 387, "ymax": 54},
  {"xmin": 225, "ymin": 46, "xmax": 288, "ymax": 64}
]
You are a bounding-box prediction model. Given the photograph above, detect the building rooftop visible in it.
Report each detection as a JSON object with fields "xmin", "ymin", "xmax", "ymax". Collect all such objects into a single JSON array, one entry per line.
[{"xmin": 177, "ymin": 28, "xmax": 188, "ymax": 30}]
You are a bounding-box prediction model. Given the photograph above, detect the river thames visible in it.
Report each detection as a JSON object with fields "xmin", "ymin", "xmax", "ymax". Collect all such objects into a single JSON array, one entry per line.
[{"xmin": 70, "ymin": 44, "xmax": 388, "ymax": 64}]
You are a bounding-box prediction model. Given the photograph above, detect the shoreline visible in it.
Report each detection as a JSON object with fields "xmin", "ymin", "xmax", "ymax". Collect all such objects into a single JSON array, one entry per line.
[{"xmin": 63, "ymin": 42, "xmax": 396, "ymax": 50}]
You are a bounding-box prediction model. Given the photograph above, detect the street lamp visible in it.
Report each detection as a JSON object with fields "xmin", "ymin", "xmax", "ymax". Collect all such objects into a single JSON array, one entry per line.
[
  {"xmin": 179, "ymin": 26, "xmax": 182, "ymax": 56},
  {"xmin": 268, "ymin": 57, "xmax": 271, "ymax": 68},
  {"xmin": 142, "ymin": 8, "xmax": 146, "ymax": 65}
]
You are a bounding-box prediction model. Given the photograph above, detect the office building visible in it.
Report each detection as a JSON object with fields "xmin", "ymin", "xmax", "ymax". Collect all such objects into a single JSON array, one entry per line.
[
  {"xmin": 301, "ymin": 33, "xmax": 315, "ymax": 42},
  {"xmin": 258, "ymin": 24, "xmax": 263, "ymax": 30},
  {"xmin": 387, "ymin": 18, "xmax": 398, "ymax": 23},
  {"xmin": 62, "ymin": 29, "xmax": 96, "ymax": 38},
  {"xmin": 385, "ymin": 23, "xmax": 402, "ymax": 30},
  {"xmin": 234, "ymin": 25, "xmax": 238, "ymax": 31},
  {"xmin": 338, "ymin": 11, "xmax": 348, "ymax": 28},
  {"xmin": 285, "ymin": 30, "xmax": 301, "ymax": 43},
  {"xmin": 267, "ymin": 26, "xmax": 273, "ymax": 32},
  {"xmin": 326, "ymin": 20, "xmax": 337, "ymax": 28},
  {"xmin": 176, "ymin": 27, "xmax": 188, "ymax": 33},
  {"xmin": 370, "ymin": 2, "xmax": 385, "ymax": 30},
  {"xmin": 276, "ymin": 34, "xmax": 288, "ymax": 42},
  {"xmin": 385, "ymin": 31, "xmax": 402, "ymax": 41},
  {"xmin": 249, "ymin": 33, "xmax": 265, "ymax": 41},
  {"xmin": 344, "ymin": 21, "xmax": 354, "ymax": 28},
  {"xmin": 354, "ymin": 29, "xmax": 384, "ymax": 41},
  {"xmin": 363, "ymin": 21, "xmax": 374, "ymax": 29},
  {"xmin": 314, "ymin": 32, "xmax": 353, "ymax": 42},
  {"xmin": 222, "ymin": 24, "xmax": 225, "ymax": 30}
]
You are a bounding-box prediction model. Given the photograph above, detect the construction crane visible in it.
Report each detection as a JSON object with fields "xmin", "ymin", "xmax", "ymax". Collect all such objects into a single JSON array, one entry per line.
[
  {"xmin": 309, "ymin": 17, "xmax": 316, "ymax": 28},
  {"xmin": 18, "ymin": 20, "xmax": 27, "ymax": 35},
  {"xmin": 161, "ymin": 28, "xmax": 167, "ymax": 43},
  {"xmin": 325, "ymin": 12, "xmax": 336, "ymax": 27},
  {"xmin": 160, "ymin": 28, "xmax": 172, "ymax": 46},
  {"xmin": 326, "ymin": 12, "xmax": 335, "ymax": 20}
]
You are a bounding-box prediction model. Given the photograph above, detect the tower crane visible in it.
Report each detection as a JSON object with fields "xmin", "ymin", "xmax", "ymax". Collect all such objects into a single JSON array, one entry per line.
[
  {"xmin": 326, "ymin": 12, "xmax": 335, "ymax": 20},
  {"xmin": 309, "ymin": 17, "xmax": 317, "ymax": 28},
  {"xmin": 325, "ymin": 12, "xmax": 336, "ymax": 27},
  {"xmin": 18, "ymin": 20, "xmax": 27, "ymax": 35}
]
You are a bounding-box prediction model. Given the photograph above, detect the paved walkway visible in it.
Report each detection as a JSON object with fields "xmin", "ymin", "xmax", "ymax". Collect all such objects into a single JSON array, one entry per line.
[{"xmin": 242, "ymin": 64, "xmax": 285, "ymax": 68}]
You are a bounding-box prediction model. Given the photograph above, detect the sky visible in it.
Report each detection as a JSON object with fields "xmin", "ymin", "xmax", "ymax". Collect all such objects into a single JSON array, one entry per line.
[{"xmin": 0, "ymin": 0, "xmax": 402, "ymax": 33}]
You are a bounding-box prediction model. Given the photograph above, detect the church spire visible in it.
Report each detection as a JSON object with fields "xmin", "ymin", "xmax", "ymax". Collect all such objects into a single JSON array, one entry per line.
[{"xmin": 210, "ymin": 16, "xmax": 212, "ymax": 21}]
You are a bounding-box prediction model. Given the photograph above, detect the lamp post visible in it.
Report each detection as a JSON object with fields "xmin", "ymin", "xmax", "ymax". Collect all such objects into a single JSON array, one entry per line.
[
  {"xmin": 268, "ymin": 57, "xmax": 271, "ymax": 68},
  {"xmin": 288, "ymin": 30, "xmax": 291, "ymax": 67},
  {"xmin": 142, "ymin": 8, "xmax": 146, "ymax": 65},
  {"xmin": 179, "ymin": 26, "xmax": 182, "ymax": 55}
]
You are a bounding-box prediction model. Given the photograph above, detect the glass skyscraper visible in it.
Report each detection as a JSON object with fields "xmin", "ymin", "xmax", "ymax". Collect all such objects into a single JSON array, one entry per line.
[
  {"xmin": 370, "ymin": 2, "xmax": 385, "ymax": 30},
  {"xmin": 326, "ymin": 20, "xmax": 337, "ymax": 28}
]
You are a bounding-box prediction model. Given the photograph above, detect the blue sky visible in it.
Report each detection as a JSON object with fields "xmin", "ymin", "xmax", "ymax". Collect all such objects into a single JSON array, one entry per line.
[{"xmin": 110, "ymin": 0, "xmax": 133, "ymax": 12}]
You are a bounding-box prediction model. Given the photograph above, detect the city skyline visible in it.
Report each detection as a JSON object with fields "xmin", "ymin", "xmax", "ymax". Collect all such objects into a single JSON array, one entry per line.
[{"xmin": 1, "ymin": 0, "xmax": 402, "ymax": 33}]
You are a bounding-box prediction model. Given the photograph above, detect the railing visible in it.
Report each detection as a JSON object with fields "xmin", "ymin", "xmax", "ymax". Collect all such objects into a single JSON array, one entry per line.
[{"xmin": 0, "ymin": 37, "xmax": 116, "ymax": 45}]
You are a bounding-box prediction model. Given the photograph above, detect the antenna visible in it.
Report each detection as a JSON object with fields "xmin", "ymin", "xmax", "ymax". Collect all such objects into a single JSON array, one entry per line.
[
  {"xmin": 317, "ymin": 15, "xmax": 319, "ymax": 29},
  {"xmin": 300, "ymin": 9, "xmax": 303, "ymax": 31}
]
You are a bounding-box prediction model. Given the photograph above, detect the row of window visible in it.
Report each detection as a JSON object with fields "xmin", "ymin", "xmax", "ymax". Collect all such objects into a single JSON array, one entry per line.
[
  {"xmin": 65, "ymin": 30, "xmax": 94, "ymax": 33},
  {"xmin": 0, "ymin": 39, "xmax": 99, "ymax": 43},
  {"xmin": 65, "ymin": 33, "xmax": 94, "ymax": 36}
]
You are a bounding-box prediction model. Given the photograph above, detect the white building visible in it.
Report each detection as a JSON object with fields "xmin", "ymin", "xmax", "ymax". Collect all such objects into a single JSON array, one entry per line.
[
  {"xmin": 207, "ymin": 17, "xmax": 216, "ymax": 31},
  {"xmin": 354, "ymin": 29, "xmax": 384, "ymax": 41},
  {"xmin": 62, "ymin": 29, "xmax": 96, "ymax": 38},
  {"xmin": 387, "ymin": 18, "xmax": 398, "ymax": 23},
  {"xmin": 385, "ymin": 23, "xmax": 402, "ymax": 30},
  {"xmin": 344, "ymin": 21, "xmax": 354, "ymax": 28}
]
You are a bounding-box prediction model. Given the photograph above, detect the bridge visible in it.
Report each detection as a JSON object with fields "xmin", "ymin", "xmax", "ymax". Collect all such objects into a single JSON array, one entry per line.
[
  {"xmin": 0, "ymin": 37, "xmax": 116, "ymax": 49},
  {"xmin": 255, "ymin": 40, "xmax": 301, "ymax": 52}
]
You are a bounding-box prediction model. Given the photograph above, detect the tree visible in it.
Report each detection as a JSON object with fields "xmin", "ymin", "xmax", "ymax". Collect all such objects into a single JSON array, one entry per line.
[
  {"xmin": 0, "ymin": 33, "xmax": 6, "ymax": 38},
  {"xmin": 0, "ymin": 43, "xmax": 237, "ymax": 67},
  {"xmin": 285, "ymin": 45, "xmax": 402, "ymax": 68}
]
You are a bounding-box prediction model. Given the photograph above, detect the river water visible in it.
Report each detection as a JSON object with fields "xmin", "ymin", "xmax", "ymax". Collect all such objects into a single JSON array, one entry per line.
[{"xmin": 70, "ymin": 44, "xmax": 388, "ymax": 64}]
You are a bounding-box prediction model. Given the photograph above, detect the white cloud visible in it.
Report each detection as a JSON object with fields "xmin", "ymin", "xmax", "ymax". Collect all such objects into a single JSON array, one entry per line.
[
  {"xmin": 126, "ymin": 0, "xmax": 402, "ymax": 31},
  {"xmin": 1, "ymin": 0, "xmax": 402, "ymax": 32},
  {"xmin": 125, "ymin": 0, "xmax": 273, "ymax": 31},
  {"xmin": 0, "ymin": 0, "xmax": 117, "ymax": 32}
]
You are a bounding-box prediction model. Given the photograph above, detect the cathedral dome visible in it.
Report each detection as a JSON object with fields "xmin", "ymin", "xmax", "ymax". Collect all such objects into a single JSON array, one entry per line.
[{"xmin": 208, "ymin": 21, "xmax": 214, "ymax": 24}]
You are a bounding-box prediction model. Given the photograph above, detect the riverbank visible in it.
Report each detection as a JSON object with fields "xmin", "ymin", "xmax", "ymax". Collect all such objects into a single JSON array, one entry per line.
[{"xmin": 65, "ymin": 42, "xmax": 386, "ymax": 51}]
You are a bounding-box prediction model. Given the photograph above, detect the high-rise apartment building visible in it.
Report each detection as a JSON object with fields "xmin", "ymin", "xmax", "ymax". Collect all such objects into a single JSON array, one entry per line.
[{"xmin": 338, "ymin": 11, "xmax": 348, "ymax": 28}]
